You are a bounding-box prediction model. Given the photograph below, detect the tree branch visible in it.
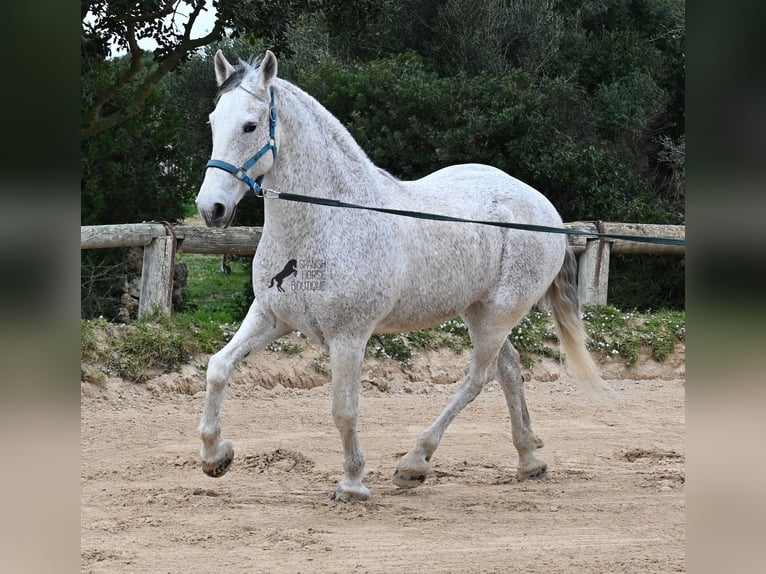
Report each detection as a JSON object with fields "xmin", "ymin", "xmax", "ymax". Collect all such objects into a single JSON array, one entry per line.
[
  {"xmin": 83, "ymin": 22, "xmax": 145, "ymax": 134},
  {"xmin": 82, "ymin": 19, "xmax": 225, "ymax": 139},
  {"xmin": 123, "ymin": 0, "xmax": 178, "ymax": 25}
]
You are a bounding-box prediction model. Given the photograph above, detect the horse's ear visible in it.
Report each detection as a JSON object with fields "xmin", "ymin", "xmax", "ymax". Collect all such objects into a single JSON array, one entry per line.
[
  {"xmin": 260, "ymin": 50, "xmax": 278, "ymax": 87},
  {"xmin": 214, "ymin": 50, "xmax": 236, "ymax": 86}
]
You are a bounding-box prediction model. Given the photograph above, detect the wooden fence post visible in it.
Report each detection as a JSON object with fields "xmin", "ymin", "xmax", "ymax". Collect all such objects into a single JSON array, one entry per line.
[
  {"xmin": 138, "ymin": 236, "xmax": 175, "ymax": 318},
  {"xmin": 577, "ymin": 238, "xmax": 612, "ymax": 307}
]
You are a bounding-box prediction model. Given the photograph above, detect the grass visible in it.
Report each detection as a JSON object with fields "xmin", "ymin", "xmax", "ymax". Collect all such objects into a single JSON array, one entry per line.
[
  {"xmin": 267, "ymin": 339, "xmax": 304, "ymax": 355},
  {"xmin": 81, "ymin": 313, "xmax": 235, "ymax": 384},
  {"xmin": 178, "ymin": 252, "xmax": 253, "ymax": 324},
  {"xmin": 81, "ymin": 252, "xmax": 685, "ymax": 381},
  {"xmin": 582, "ymin": 306, "xmax": 686, "ymax": 367}
]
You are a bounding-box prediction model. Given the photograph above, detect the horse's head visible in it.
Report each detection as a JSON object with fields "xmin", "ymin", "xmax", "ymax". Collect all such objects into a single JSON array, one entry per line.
[{"xmin": 196, "ymin": 50, "xmax": 280, "ymax": 228}]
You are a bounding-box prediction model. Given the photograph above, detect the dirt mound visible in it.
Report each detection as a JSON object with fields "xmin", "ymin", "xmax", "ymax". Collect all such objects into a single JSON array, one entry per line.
[{"xmin": 95, "ymin": 333, "xmax": 683, "ymax": 397}]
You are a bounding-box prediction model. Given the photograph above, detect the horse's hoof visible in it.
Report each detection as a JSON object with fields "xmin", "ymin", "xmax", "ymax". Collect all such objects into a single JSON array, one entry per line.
[
  {"xmin": 517, "ymin": 462, "xmax": 548, "ymax": 481},
  {"xmin": 201, "ymin": 441, "xmax": 234, "ymax": 478},
  {"xmin": 392, "ymin": 468, "xmax": 427, "ymax": 489},
  {"xmin": 331, "ymin": 482, "xmax": 371, "ymax": 502},
  {"xmin": 203, "ymin": 455, "xmax": 232, "ymax": 478},
  {"xmin": 393, "ymin": 452, "xmax": 432, "ymax": 489}
]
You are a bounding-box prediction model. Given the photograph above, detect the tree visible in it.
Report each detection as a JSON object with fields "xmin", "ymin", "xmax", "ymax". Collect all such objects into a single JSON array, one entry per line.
[
  {"xmin": 82, "ymin": 64, "xmax": 194, "ymax": 225},
  {"xmin": 81, "ymin": 0, "xmax": 319, "ymax": 138}
]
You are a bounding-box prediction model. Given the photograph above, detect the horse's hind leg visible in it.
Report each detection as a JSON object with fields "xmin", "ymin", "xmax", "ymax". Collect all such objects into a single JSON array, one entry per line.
[
  {"xmin": 328, "ymin": 338, "xmax": 370, "ymax": 502},
  {"xmin": 393, "ymin": 316, "xmax": 506, "ymax": 489},
  {"xmin": 199, "ymin": 299, "xmax": 289, "ymax": 477},
  {"xmin": 496, "ymin": 340, "xmax": 547, "ymax": 480}
]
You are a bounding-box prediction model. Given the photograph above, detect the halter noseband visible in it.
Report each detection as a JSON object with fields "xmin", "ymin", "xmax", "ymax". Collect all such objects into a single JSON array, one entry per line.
[{"xmin": 206, "ymin": 85, "xmax": 278, "ymax": 197}]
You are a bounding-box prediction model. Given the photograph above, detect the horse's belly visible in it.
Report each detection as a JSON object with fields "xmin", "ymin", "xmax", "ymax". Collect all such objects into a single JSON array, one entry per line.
[
  {"xmin": 375, "ymin": 260, "xmax": 496, "ymax": 333},
  {"xmin": 375, "ymin": 305, "xmax": 465, "ymax": 334}
]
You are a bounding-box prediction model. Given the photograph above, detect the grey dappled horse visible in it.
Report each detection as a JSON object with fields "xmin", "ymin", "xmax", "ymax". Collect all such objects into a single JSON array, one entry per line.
[{"xmin": 195, "ymin": 50, "xmax": 609, "ymax": 501}]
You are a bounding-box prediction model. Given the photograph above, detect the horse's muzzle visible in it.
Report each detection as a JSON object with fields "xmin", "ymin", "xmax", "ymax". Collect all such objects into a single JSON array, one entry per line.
[{"xmin": 197, "ymin": 199, "xmax": 235, "ymax": 228}]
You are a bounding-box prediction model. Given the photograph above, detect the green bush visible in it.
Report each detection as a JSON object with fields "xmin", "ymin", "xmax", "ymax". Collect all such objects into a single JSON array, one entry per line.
[
  {"xmin": 289, "ymin": 54, "xmax": 676, "ymax": 224},
  {"xmin": 81, "ymin": 58, "xmax": 196, "ymax": 226}
]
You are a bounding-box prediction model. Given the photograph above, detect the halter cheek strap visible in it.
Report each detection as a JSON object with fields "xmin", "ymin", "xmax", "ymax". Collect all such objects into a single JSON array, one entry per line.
[{"xmin": 206, "ymin": 85, "xmax": 278, "ymax": 197}]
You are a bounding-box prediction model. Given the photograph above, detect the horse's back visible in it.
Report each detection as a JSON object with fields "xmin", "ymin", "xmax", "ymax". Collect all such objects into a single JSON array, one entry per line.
[{"xmin": 403, "ymin": 163, "xmax": 562, "ymax": 228}]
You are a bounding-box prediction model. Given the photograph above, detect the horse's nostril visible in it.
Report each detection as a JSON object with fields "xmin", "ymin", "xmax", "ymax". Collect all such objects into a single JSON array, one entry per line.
[{"xmin": 212, "ymin": 203, "xmax": 226, "ymax": 221}]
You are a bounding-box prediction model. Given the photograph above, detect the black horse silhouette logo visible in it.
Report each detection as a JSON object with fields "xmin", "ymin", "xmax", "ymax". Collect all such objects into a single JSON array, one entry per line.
[{"xmin": 268, "ymin": 259, "xmax": 298, "ymax": 292}]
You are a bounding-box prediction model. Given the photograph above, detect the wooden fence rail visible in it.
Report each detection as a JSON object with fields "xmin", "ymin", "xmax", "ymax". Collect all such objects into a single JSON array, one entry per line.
[{"xmin": 81, "ymin": 222, "xmax": 684, "ymax": 318}]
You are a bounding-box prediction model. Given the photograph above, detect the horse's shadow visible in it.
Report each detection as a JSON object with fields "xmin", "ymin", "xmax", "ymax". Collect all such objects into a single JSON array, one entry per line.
[{"xmin": 268, "ymin": 259, "xmax": 298, "ymax": 292}]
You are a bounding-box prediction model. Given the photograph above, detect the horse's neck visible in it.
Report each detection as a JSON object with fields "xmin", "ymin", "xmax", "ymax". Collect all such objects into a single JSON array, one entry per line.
[
  {"xmin": 270, "ymin": 81, "xmax": 382, "ymax": 204},
  {"xmin": 260, "ymin": 81, "xmax": 401, "ymax": 247}
]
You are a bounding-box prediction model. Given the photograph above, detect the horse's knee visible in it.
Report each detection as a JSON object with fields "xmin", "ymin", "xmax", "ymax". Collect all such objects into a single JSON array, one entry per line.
[
  {"xmin": 206, "ymin": 352, "xmax": 232, "ymax": 389},
  {"xmin": 332, "ymin": 406, "xmax": 356, "ymax": 432}
]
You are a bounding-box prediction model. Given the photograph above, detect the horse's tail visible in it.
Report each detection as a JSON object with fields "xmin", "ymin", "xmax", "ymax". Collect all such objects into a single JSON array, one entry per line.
[
  {"xmin": 543, "ymin": 246, "xmax": 615, "ymax": 406},
  {"xmin": 268, "ymin": 277, "xmax": 275, "ymax": 288}
]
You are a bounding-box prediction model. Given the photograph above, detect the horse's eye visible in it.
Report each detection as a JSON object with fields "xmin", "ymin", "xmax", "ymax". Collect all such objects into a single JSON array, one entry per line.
[{"xmin": 243, "ymin": 123, "xmax": 257, "ymax": 133}]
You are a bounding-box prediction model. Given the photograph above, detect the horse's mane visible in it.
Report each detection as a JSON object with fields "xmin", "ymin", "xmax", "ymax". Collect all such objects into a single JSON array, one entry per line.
[{"xmin": 280, "ymin": 81, "xmax": 376, "ymax": 170}]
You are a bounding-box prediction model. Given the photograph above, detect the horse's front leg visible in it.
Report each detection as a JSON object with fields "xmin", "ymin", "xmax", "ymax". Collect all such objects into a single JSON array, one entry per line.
[
  {"xmin": 199, "ymin": 299, "xmax": 289, "ymax": 477},
  {"xmin": 328, "ymin": 338, "xmax": 370, "ymax": 502}
]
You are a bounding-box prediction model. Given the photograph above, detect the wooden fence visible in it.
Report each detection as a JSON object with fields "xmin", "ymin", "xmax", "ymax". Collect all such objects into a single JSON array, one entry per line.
[{"xmin": 81, "ymin": 222, "xmax": 684, "ymax": 318}]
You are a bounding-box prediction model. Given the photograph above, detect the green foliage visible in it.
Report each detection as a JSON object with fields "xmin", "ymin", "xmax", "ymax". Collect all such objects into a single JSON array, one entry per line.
[
  {"xmin": 81, "ymin": 57, "xmax": 197, "ymax": 226},
  {"xmin": 268, "ymin": 339, "xmax": 305, "ymax": 356},
  {"xmin": 582, "ymin": 305, "xmax": 685, "ymax": 367},
  {"xmin": 303, "ymin": 0, "xmax": 685, "ymax": 218},
  {"xmin": 583, "ymin": 305, "xmax": 641, "ymax": 366},
  {"xmin": 81, "ymin": 317, "xmax": 106, "ymax": 364},
  {"xmin": 436, "ymin": 318, "xmax": 473, "ymax": 352},
  {"xmin": 509, "ymin": 310, "xmax": 561, "ymax": 367},
  {"xmin": 82, "ymin": 0, "xmax": 322, "ymax": 137},
  {"xmin": 81, "ymin": 313, "xmax": 236, "ymax": 384},
  {"xmin": 358, "ymin": 306, "xmax": 685, "ymax": 372},
  {"xmin": 406, "ymin": 329, "xmax": 437, "ymax": 350},
  {"xmin": 115, "ymin": 317, "xmax": 197, "ymax": 382},
  {"xmin": 368, "ymin": 334, "xmax": 413, "ymax": 366},
  {"xmin": 311, "ymin": 355, "xmax": 329, "ymax": 374},
  {"xmin": 608, "ymin": 254, "xmax": 685, "ymax": 312},
  {"xmin": 367, "ymin": 318, "xmax": 473, "ymax": 366},
  {"xmin": 81, "ymin": 53, "xmax": 201, "ymax": 318},
  {"xmin": 642, "ymin": 309, "xmax": 686, "ymax": 361}
]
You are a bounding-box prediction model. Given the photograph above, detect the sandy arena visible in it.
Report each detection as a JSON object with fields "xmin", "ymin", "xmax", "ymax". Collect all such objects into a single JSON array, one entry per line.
[{"xmin": 81, "ymin": 342, "xmax": 684, "ymax": 573}]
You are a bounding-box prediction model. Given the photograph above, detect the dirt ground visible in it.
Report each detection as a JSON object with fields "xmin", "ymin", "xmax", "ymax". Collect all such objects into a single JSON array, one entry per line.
[{"xmin": 81, "ymin": 342, "xmax": 685, "ymax": 573}]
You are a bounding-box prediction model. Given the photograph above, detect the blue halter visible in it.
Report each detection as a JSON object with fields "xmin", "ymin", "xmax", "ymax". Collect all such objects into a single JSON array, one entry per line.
[{"xmin": 206, "ymin": 85, "xmax": 278, "ymax": 197}]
